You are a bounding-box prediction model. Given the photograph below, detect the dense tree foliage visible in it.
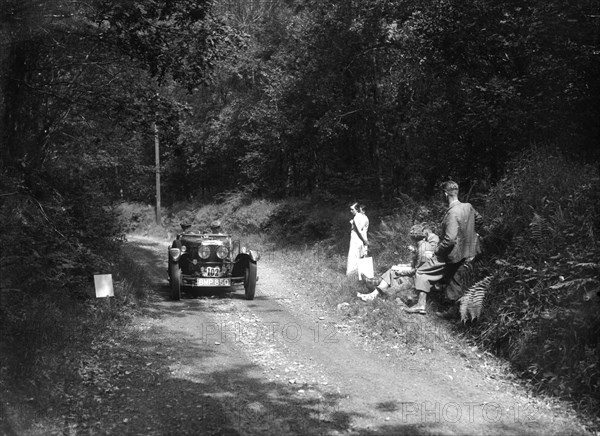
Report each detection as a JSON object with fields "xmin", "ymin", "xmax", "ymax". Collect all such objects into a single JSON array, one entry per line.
[
  {"xmin": 172, "ymin": 0, "xmax": 599, "ymax": 201},
  {"xmin": 0, "ymin": 0, "xmax": 241, "ymax": 199},
  {"xmin": 5, "ymin": 0, "xmax": 596, "ymax": 202},
  {"xmin": 2, "ymin": 0, "xmax": 598, "ymax": 203}
]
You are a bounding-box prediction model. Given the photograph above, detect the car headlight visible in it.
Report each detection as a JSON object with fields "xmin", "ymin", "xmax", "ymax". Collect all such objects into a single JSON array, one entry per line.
[
  {"xmin": 169, "ymin": 247, "xmax": 181, "ymax": 261},
  {"xmin": 198, "ymin": 245, "xmax": 211, "ymax": 259},
  {"xmin": 216, "ymin": 246, "xmax": 229, "ymax": 259}
]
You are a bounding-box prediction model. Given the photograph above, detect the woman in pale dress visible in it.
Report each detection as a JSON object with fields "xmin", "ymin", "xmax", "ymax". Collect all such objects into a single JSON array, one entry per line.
[
  {"xmin": 346, "ymin": 202, "xmax": 369, "ymax": 276},
  {"xmin": 359, "ymin": 203, "xmax": 369, "ymax": 234}
]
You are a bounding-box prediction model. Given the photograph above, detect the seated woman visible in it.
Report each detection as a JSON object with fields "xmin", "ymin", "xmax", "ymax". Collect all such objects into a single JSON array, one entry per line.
[{"xmin": 357, "ymin": 223, "xmax": 439, "ymax": 302}]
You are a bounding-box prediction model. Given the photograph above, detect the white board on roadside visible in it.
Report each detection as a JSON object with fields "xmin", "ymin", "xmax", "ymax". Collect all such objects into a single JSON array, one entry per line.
[{"xmin": 94, "ymin": 274, "xmax": 114, "ymax": 298}]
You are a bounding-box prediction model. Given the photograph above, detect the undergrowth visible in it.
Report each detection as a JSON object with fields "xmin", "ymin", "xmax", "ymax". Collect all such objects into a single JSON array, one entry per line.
[
  {"xmin": 0, "ymin": 171, "xmax": 150, "ymax": 419},
  {"xmin": 458, "ymin": 147, "xmax": 600, "ymax": 418},
  {"xmin": 117, "ymin": 190, "xmax": 278, "ymax": 239},
  {"xmin": 0, "ymin": 249, "xmax": 150, "ymax": 414}
]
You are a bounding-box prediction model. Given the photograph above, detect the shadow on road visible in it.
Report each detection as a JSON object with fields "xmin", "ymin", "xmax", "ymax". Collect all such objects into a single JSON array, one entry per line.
[
  {"xmin": 117, "ymin": 241, "xmax": 445, "ymax": 435},
  {"xmin": 83, "ymin": 315, "xmax": 451, "ymax": 436},
  {"xmin": 109, "ymin": 239, "xmax": 563, "ymax": 436}
]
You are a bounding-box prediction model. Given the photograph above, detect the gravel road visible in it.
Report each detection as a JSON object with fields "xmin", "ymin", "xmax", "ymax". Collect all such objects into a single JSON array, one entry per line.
[{"xmin": 85, "ymin": 235, "xmax": 585, "ymax": 436}]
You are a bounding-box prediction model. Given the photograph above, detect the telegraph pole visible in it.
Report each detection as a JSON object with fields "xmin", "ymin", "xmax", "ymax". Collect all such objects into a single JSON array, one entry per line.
[{"xmin": 154, "ymin": 121, "xmax": 161, "ymax": 225}]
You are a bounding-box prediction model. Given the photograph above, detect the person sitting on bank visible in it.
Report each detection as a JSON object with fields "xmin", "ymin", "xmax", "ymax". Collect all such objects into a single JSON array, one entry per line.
[
  {"xmin": 357, "ymin": 223, "xmax": 439, "ymax": 302},
  {"xmin": 404, "ymin": 181, "xmax": 483, "ymax": 315},
  {"xmin": 409, "ymin": 223, "xmax": 439, "ymax": 268}
]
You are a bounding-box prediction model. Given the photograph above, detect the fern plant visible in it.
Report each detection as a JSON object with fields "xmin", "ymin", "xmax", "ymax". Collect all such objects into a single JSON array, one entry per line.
[
  {"xmin": 461, "ymin": 149, "xmax": 600, "ymax": 417},
  {"xmin": 459, "ymin": 275, "xmax": 494, "ymax": 323},
  {"xmin": 529, "ymin": 211, "xmax": 552, "ymax": 245}
]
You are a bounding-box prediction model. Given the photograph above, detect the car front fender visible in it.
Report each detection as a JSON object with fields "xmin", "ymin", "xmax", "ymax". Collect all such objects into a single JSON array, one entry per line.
[
  {"xmin": 232, "ymin": 253, "xmax": 257, "ymax": 277},
  {"xmin": 169, "ymin": 239, "xmax": 183, "ymax": 263}
]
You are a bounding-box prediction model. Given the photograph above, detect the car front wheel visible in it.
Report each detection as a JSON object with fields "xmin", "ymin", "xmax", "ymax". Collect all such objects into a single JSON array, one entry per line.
[
  {"xmin": 244, "ymin": 262, "xmax": 257, "ymax": 300},
  {"xmin": 169, "ymin": 263, "xmax": 181, "ymax": 301}
]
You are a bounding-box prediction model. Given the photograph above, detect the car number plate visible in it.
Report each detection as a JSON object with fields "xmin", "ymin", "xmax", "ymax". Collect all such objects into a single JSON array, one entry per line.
[{"xmin": 196, "ymin": 278, "xmax": 231, "ymax": 287}]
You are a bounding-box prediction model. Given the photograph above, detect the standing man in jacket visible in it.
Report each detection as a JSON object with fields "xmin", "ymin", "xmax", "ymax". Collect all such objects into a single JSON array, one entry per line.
[{"xmin": 405, "ymin": 181, "xmax": 482, "ymax": 315}]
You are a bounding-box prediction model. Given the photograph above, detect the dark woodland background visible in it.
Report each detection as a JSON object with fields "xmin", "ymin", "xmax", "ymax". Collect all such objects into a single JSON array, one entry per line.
[{"xmin": 2, "ymin": 0, "xmax": 599, "ymax": 202}]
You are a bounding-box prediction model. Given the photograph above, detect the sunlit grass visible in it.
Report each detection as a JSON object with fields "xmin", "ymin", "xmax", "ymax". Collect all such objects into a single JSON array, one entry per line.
[{"xmin": 267, "ymin": 245, "xmax": 453, "ymax": 351}]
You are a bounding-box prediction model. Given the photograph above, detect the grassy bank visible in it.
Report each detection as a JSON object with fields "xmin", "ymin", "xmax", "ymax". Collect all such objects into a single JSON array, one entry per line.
[
  {"xmin": 0, "ymin": 250, "xmax": 150, "ymax": 420},
  {"xmin": 0, "ymin": 190, "xmax": 152, "ymax": 431}
]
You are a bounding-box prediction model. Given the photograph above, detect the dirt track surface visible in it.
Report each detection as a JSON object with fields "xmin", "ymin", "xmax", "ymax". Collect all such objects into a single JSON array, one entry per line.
[{"xmin": 3, "ymin": 236, "xmax": 590, "ymax": 435}]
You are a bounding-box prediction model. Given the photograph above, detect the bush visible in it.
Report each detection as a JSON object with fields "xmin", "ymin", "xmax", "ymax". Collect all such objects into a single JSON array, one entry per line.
[
  {"xmin": 0, "ymin": 252, "xmax": 149, "ymax": 410},
  {"xmin": 262, "ymin": 202, "xmax": 309, "ymax": 242},
  {"xmin": 369, "ymin": 199, "xmax": 440, "ymax": 272},
  {"xmin": 222, "ymin": 198, "xmax": 278, "ymax": 234},
  {"xmin": 461, "ymin": 147, "xmax": 600, "ymax": 413},
  {"xmin": 114, "ymin": 202, "xmax": 164, "ymax": 236},
  {"xmin": 262, "ymin": 200, "xmax": 336, "ymax": 245},
  {"xmin": 0, "ymin": 170, "xmax": 149, "ymax": 413}
]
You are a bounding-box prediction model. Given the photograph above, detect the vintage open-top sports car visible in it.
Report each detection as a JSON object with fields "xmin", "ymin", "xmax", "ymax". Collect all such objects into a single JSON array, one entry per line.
[{"xmin": 167, "ymin": 222, "xmax": 260, "ymax": 300}]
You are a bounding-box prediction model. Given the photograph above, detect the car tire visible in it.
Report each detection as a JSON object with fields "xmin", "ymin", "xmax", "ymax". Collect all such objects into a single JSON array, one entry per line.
[
  {"xmin": 170, "ymin": 263, "xmax": 181, "ymax": 301},
  {"xmin": 244, "ymin": 262, "xmax": 257, "ymax": 300}
]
